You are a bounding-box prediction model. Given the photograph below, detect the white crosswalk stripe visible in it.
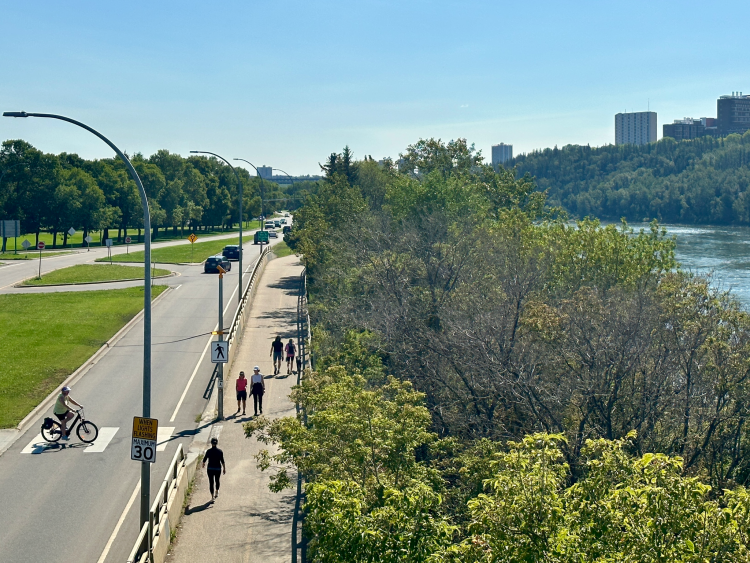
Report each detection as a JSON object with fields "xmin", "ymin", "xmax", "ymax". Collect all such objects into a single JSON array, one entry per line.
[
  {"xmin": 84, "ymin": 427, "xmax": 120, "ymax": 453},
  {"xmin": 156, "ymin": 427, "xmax": 175, "ymax": 451},
  {"xmin": 21, "ymin": 427, "xmax": 120, "ymax": 454}
]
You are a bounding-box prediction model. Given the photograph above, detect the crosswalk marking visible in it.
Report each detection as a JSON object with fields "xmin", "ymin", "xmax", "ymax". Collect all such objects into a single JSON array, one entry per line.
[
  {"xmin": 21, "ymin": 433, "xmax": 50, "ymax": 454},
  {"xmin": 84, "ymin": 427, "xmax": 120, "ymax": 453},
  {"xmin": 156, "ymin": 427, "xmax": 175, "ymax": 451},
  {"xmin": 21, "ymin": 427, "xmax": 120, "ymax": 454}
]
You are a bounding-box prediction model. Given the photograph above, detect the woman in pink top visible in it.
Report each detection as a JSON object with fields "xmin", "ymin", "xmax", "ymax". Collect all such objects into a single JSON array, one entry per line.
[{"xmin": 236, "ymin": 371, "xmax": 248, "ymax": 415}]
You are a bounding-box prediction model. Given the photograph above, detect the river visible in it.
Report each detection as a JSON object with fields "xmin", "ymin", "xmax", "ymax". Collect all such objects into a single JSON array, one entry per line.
[{"xmin": 631, "ymin": 223, "xmax": 750, "ymax": 305}]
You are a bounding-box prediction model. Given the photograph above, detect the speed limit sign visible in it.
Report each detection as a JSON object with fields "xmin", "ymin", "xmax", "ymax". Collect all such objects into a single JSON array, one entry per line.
[{"xmin": 131, "ymin": 416, "xmax": 158, "ymax": 463}]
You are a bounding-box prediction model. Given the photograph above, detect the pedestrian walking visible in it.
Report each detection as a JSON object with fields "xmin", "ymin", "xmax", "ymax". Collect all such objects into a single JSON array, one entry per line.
[
  {"xmin": 202, "ymin": 437, "xmax": 225, "ymax": 500},
  {"xmin": 285, "ymin": 339, "xmax": 296, "ymax": 375},
  {"xmin": 250, "ymin": 366, "xmax": 265, "ymax": 416},
  {"xmin": 236, "ymin": 371, "xmax": 248, "ymax": 415},
  {"xmin": 270, "ymin": 336, "xmax": 284, "ymax": 375}
]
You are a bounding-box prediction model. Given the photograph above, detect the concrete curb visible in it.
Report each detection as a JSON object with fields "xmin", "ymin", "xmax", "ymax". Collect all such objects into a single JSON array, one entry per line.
[
  {"xmin": 0, "ymin": 286, "xmax": 174, "ymax": 457},
  {"xmin": 15, "ymin": 271, "xmax": 179, "ymax": 288}
]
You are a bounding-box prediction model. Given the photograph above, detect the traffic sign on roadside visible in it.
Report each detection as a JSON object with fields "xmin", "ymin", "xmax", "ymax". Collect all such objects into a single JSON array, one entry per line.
[
  {"xmin": 125, "ymin": 236, "xmax": 132, "ymax": 244},
  {"xmin": 131, "ymin": 416, "xmax": 158, "ymax": 463},
  {"xmin": 68, "ymin": 227, "xmax": 76, "ymax": 236},
  {"xmin": 188, "ymin": 233, "xmax": 198, "ymax": 243},
  {"xmin": 37, "ymin": 241, "xmax": 45, "ymax": 250},
  {"xmin": 84, "ymin": 235, "xmax": 93, "ymax": 243},
  {"xmin": 105, "ymin": 238, "xmax": 113, "ymax": 247},
  {"xmin": 21, "ymin": 239, "xmax": 31, "ymax": 250},
  {"xmin": 211, "ymin": 341, "xmax": 228, "ymax": 363}
]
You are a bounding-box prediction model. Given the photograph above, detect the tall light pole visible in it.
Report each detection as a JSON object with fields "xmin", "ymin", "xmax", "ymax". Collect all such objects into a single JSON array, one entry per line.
[
  {"xmin": 233, "ymin": 158, "xmax": 264, "ymax": 229},
  {"xmin": 190, "ymin": 151, "xmax": 243, "ymax": 303},
  {"xmin": 3, "ymin": 111, "xmax": 154, "ymax": 528}
]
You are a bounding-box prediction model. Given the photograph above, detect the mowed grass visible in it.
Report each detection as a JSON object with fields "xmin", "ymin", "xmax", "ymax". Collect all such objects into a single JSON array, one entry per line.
[
  {"xmin": 0, "ymin": 286, "xmax": 166, "ymax": 428},
  {"xmin": 0, "ymin": 251, "xmax": 73, "ymax": 260},
  {"xmin": 99, "ymin": 234, "xmax": 254, "ymax": 264},
  {"xmin": 273, "ymin": 240, "xmax": 295, "ymax": 258},
  {"xmin": 22, "ymin": 264, "xmax": 172, "ymax": 286}
]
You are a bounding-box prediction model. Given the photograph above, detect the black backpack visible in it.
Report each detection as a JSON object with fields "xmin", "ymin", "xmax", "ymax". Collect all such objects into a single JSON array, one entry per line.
[{"xmin": 42, "ymin": 417, "xmax": 55, "ymax": 430}]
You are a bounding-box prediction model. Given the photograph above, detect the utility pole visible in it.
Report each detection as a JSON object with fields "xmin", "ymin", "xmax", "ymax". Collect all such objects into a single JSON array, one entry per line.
[{"xmin": 217, "ymin": 266, "xmax": 225, "ymax": 420}]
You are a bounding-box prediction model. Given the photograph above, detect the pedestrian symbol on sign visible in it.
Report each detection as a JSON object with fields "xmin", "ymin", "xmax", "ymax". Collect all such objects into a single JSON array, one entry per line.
[{"xmin": 211, "ymin": 341, "xmax": 228, "ymax": 363}]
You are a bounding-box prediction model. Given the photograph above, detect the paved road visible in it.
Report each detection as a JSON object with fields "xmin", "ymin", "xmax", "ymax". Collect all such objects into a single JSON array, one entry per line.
[{"xmin": 0, "ymin": 235, "xmax": 284, "ymax": 563}]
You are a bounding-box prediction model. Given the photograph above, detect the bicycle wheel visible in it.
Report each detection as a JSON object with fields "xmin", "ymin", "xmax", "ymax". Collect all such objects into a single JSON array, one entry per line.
[
  {"xmin": 41, "ymin": 421, "xmax": 62, "ymax": 442},
  {"xmin": 77, "ymin": 420, "xmax": 99, "ymax": 443}
]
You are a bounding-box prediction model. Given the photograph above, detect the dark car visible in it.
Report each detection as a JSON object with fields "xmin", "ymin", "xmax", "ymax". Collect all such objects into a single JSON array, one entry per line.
[
  {"xmin": 222, "ymin": 245, "xmax": 240, "ymax": 260},
  {"xmin": 204, "ymin": 254, "xmax": 231, "ymax": 273},
  {"xmin": 282, "ymin": 225, "xmax": 291, "ymax": 234}
]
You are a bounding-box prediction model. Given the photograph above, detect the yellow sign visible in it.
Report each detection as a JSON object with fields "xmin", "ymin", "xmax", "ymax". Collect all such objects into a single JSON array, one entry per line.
[
  {"xmin": 188, "ymin": 233, "xmax": 198, "ymax": 243},
  {"xmin": 132, "ymin": 416, "xmax": 158, "ymax": 441}
]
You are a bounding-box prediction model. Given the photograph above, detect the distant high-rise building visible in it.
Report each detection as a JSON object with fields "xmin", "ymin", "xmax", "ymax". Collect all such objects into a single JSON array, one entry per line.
[
  {"xmin": 492, "ymin": 143, "xmax": 513, "ymax": 169},
  {"xmin": 257, "ymin": 166, "xmax": 273, "ymax": 180},
  {"xmin": 663, "ymin": 118, "xmax": 706, "ymax": 141},
  {"xmin": 615, "ymin": 111, "xmax": 657, "ymax": 145},
  {"xmin": 717, "ymin": 92, "xmax": 750, "ymax": 136}
]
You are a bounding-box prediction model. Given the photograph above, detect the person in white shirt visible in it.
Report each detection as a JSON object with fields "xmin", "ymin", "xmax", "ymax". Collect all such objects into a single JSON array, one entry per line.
[{"xmin": 250, "ymin": 366, "xmax": 265, "ymax": 416}]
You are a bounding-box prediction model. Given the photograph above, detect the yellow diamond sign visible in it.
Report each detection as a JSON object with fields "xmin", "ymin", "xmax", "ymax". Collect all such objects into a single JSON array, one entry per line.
[{"xmin": 188, "ymin": 233, "xmax": 198, "ymax": 243}]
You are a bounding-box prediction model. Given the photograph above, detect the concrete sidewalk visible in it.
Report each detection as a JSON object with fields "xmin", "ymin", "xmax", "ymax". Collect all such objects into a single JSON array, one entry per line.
[{"xmin": 167, "ymin": 254, "xmax": 303, "ymax": 563}]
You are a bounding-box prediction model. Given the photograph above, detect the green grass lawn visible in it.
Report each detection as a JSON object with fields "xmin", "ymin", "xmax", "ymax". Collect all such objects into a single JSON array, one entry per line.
[
  {"xmin": 0, "ymin": 251, "xmax": 73, "ymax": 260},
  {"xmin": 22, "ymin": 264, "xmax": 172, "ymax": 286},
  {"xmin": 273, "ymin": 240, "xmax": 296, "ymax": 258},
  {"xmin": 98, "ymin": 234, "xmax": 254, "ymax": 264},
  {"xmin": 0, "ymin": 286, "xmax": 167, "ymax": 428}
]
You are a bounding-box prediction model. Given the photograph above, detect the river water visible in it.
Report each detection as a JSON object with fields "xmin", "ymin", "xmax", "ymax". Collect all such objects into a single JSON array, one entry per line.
[{"xmin": 631, "ymin": 223, "xmax": 750, "ymax": 305}]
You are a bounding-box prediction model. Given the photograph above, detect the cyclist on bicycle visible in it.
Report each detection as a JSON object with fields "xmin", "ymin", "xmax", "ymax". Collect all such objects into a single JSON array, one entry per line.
[{"xmin": 53, "ymin": 386, "xmax": 82, "ymax": 441}]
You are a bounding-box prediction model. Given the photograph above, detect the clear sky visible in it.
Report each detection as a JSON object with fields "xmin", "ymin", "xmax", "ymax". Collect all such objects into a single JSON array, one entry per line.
[{"xmin": 1, "ymin": 0, "xmax": 748, "ymax": 175}]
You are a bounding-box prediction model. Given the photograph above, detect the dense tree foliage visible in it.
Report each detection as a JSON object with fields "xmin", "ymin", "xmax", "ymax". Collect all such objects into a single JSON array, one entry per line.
[
  {"xmin": 0, "ymin": 140, "xmax": 304, "ymax": 247},
  {"xmin": 266, "ymin": 138, "xmax": 750, "ymax": 560},
  {"xmin": 511, "ymin": 131, "xmax": 750, "ymax": 224}
]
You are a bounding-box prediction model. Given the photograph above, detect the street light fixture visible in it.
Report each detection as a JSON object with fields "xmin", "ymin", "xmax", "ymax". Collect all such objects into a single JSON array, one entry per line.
[
  {"xmin": 233, "ymin": 158, "xmax": 264, "ymax": 229},
  {"xmin": 190, "ymin": 151, "xmax": 244, "ymax": 303},
  {"xmin": 3, "ymin": 110, "xmax": 154, "ymax": 529}
]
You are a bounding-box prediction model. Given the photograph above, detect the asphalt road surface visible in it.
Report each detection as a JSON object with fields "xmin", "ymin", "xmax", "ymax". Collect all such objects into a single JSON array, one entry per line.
[{"xmin": 0, "ymin": 231, "xmax": 284, "ymax": 563}]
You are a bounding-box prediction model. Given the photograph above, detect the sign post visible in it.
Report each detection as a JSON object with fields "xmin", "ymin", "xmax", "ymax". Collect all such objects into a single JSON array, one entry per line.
[
  {"xmin": 131, "ymin": 416, "xmax": 158, "ymax": 464},
  {"xmin": 188, "ymin": 233, "xmax": 198, "ymax": 263},
  {"xmin": 212, "ymin": 265, "xmax": 228, "ymax": 420},
  {"xmin": 67, "ymin": 227, "xmax": 75, "ymax": 249},
  {"xmin": 1, "ymin": 220, "xmax": 20, "ymax": 254},
  {"xmin": 125, "ymin": 235, "xmax": 132, "ymax": 254},
  {"xmin": 84, "ymin": 235, "xmax": 93, "ymax": 252},
  {"xmin": 36, "ymin": 241, "xmax": 45, "ymax": 279},
  {"xmin": 105, "ymin": 238, "xmax": 113, "ymax": 264}
]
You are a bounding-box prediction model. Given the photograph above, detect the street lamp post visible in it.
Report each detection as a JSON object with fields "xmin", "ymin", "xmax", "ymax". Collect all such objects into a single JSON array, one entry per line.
[
  {"xmin": 3, "ymin": 111, "xmax": 154, "ymax": 529},
  {"xmin": 233, "ymin": 159, "xmax": 264, "ymax": 229},
  {"xmin": 190, "ymin": 151, "xmax": 244, "ymax": 303}
]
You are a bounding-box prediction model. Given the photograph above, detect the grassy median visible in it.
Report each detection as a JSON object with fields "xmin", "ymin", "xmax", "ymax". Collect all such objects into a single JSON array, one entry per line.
[
  {"xmin": 98, "ymin": 234, "xmax": 255, "ymax": 264},
  {"xmin": 22, "ymin": 264, "xmax": 172, "ymax": 286},
  {"xmin": 0, "ymin": 251, "xmax": 73, "ymax": 260},
  {"xmin": 0, "ymin": 286, "xmax": 166, "ymax": 428}
]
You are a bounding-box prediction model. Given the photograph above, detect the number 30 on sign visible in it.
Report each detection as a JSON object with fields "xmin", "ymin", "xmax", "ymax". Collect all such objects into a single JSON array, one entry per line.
[{"xmin": 131, "ymin": 416, "xmax": 158, "ymax": 463}]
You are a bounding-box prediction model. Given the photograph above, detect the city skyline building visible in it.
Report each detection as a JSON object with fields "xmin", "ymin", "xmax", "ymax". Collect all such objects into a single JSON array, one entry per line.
[
  {"xmin": 492, "ymin": 143, "xmax": 513, "ymax": 169},
  {"xmin": 257, "ymin": 165, "xmax": 273, "ymax": 180},
  {"xmin": 717, "ymin": 92, "xmax": 750, "ymax": 136},
  {"xmin": 615, "ymin": 111, "xmax": 657, "ymax": 145}
]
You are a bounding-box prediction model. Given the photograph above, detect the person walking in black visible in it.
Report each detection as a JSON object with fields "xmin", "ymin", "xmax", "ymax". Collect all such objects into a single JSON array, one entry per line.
[
  {"xmin": 250, "ymin": 366, "xmax": 265, "ymax": 416},
  {"xmin": 270, "ymin": 336, "xmax": 284, "ymax": 375},
  {"xmin": 202, "ymin": 437, "xmax": 225, "ymax": 500}
]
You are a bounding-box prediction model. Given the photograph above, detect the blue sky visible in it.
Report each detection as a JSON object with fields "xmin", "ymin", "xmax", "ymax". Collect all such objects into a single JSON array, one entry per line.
[{"xmin": 1, "ymin": 0, "xmax": 748, "ymax": 175}]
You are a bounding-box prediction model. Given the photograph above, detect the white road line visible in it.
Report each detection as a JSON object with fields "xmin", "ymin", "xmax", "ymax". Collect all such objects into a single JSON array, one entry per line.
[
  {"xmin": 156, "ymin": 426, "xmax": 175, "ymax": 451},
  {"xmin": 168, "ymin": 281, "xmax": 240, "ymax": 422},
  {"xmin": 96, "ymin": 481, "xmax": 140, "ymax": 563},
  {"xmin": 84, "ymin": 427, "xmax": 119, "ymax": 453},
  {"xmin": 20, "ymin": 433, "xmax": 50, "ymax": 454}
]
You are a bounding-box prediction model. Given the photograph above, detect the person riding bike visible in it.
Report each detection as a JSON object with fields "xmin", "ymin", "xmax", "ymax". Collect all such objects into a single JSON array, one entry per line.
[{"xmin": 53, "ymin": 386, "xmax": 83, "ymax": 441}]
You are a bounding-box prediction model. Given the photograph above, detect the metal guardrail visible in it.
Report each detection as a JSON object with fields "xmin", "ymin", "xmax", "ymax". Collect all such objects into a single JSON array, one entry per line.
[
  {"xmin": 126, "ymin": 445, "xmax": 186, "ymax": 563},
  {"xmin": 126, "ymin": 246, "xmax": 271, "ymax": 563}
]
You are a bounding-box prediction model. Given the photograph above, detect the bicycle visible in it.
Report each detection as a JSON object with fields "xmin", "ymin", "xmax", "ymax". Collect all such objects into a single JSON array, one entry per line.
[{"xmin": 41, "ymin": 409, "xmax": 99, "ymax": 443}]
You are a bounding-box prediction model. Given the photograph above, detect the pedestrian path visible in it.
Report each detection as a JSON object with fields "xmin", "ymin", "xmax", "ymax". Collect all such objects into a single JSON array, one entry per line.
[{"xmin": 167, "ymin": 254, "xmax": 303, "ymax": 563}]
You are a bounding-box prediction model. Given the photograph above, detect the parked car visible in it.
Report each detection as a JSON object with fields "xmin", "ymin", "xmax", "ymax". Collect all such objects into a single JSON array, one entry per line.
[
  {"xmin": 268, "ymin": 230, "xmax": 278, "ymax": 238},
  {"xmin": 274, "ymin": 220, "xmax": 281, "ymax": 228},
  {"xmin": 264, "ymin": 221, "xmax": 275, "ymax": 229},
  {"xmin": 282, "ymin": 225, "xmax": 291, "ymax": 234},
  {"xmin": 204, "ymin": 254, "xmax": 231, "ymax": 273},
  {"xmin": 222, "ymin": 245, "xmax": 240, "ymax": 260}
]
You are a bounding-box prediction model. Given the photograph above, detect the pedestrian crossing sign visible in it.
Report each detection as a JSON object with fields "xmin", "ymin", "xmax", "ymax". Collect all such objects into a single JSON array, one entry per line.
[{"xmin": 211, "ymin": 341, "xmax": 228, "ymax": 363}]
